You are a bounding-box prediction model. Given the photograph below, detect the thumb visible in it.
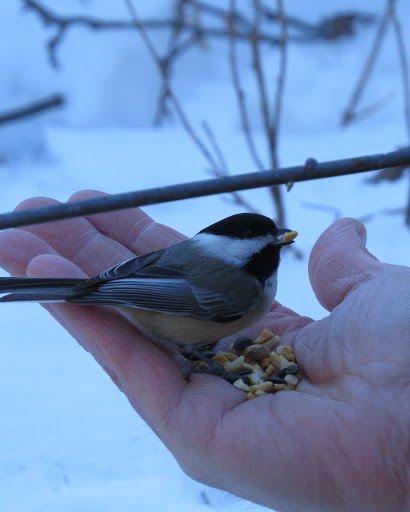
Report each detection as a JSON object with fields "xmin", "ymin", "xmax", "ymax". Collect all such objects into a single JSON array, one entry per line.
[{"xmin": 308, "ymin": 218, "xmax": 381, "ymax": 311}]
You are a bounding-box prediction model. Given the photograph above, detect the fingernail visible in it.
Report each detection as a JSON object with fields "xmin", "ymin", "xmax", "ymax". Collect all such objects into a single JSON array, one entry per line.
[{"xmin": 356, "ymin": 222, "xmax": 367, "ymax": 246}]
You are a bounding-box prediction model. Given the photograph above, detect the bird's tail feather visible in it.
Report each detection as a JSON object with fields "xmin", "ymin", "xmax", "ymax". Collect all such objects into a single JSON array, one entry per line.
[{"xmin": 0, "ymin": 277, "xmax": 85, "ymax": 303}]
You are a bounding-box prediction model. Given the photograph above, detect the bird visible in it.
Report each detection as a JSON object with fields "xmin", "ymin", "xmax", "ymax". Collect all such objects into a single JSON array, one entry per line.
[{"xmin": 0, "ymin": 213, "xmax": 297, "ymax": 349}]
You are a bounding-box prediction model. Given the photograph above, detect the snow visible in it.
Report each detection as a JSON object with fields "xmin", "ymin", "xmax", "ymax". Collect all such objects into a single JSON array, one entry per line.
[{"xmin": 0, "ymin": 1, "xmax": 409, "ymax": 511}]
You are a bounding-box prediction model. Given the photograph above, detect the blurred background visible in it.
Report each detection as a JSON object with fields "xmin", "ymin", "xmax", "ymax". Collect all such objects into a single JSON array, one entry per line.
[{"xmin": 0, "ymin": 1, "xmax": 409, "ymax": 510}]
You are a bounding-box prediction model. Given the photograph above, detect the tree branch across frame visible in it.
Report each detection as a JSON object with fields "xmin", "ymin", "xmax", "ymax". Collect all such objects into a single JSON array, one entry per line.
[{"xmin": 0, "ymin": 148, "xmax": 409, "ymax": 231}]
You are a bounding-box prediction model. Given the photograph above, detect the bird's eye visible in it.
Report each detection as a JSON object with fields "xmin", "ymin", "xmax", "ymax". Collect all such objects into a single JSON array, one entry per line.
[{"xmin": 243, "ymin": 228, "xmax": 253, "ymax": 238}]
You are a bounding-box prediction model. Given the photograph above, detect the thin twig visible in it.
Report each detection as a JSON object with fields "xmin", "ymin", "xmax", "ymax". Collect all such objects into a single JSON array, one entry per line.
[
  {"xmin": 390, "ymin": 0, "xmax": 410, "ymax": 227},
  {"xmin": 345, "ymin": 92, "xmax": 395, "ymax": 125},
  {"xmin": 0, "ymin": 94, "xmax": 64, "ymax": 125},
  {"xmin": 123, "ymin": 0, "xmax": 219, "ymax": 171},
  {"xmin": 23, "ymin": 0, "xmax": 375, "ymax": 67},
  {"xmin": 251, "ymin": 0, "xmax": 273, "ymax": 160},
  {"xmin": 22, "ymin": 0, "xmax": 280, "ymax": 67},
  {"xmin": 390, "ymin": 0, "xmax": 410, "ymax": 141},
  {"xmin": 202, "ymin": 121, "xmax": 261, "ymax": 214},
  {"xmin": 341, "ymin": 1, "xmax": 391, "ymax": 125},
  {"xmin": 357, "ymin": 207, "xmax": 405, "ymax": 224},
  {"xmin": 201, "ymin": 121, "xmax": 229, "ymax": 175},
  {"xmin": 272, "ymin": 0, "xmax": 287, "ymax": 163},
  {"xmin": 251, "ymin": 0, "xmax": 286, "ymax": 226},
  {"xmin": 301, "ymin": 201, "xmax": 342, "ymax": 221},
  {"xmin": 270, "ymin": 0, "xmax": 288, "ymax": 224},
  {"xmin": 153, "ymin": 0, "xmax": 187, "ymax": 125},
  {"xmin": 1, "ymin": 148, "xmax": 409, "ymax": 230},
  {"xmin": 228, "ymin": 0, "xmax": 264, "ymax": 171}
]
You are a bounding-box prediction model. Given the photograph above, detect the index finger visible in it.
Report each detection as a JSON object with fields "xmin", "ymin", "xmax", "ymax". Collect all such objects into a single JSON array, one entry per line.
[{"xmin": 68, "ymin": 190, "xmax": 186, "ymax": 254}]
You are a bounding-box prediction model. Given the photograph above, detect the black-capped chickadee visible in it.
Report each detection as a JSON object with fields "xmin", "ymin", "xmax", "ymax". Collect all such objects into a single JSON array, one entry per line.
[{"xmin": 0, "ymin": 214, "xmax": 297, "ymax": 348}]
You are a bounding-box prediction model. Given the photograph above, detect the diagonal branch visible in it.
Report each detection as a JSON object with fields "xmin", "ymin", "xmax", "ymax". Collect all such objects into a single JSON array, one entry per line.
[
  {"xmin": 228, "ymin": 0, "xmax": 264, "ymax": 172},
  {"xmin": 1, "ymin": 148, "xmax": 409, "ymax": 230},
  {"xmin": 341, "ymin": 1, "xmax": 391, "ymax": 125},
  {"xmin": 123, "ymin": 0, "xmax": 219, "ymax": 171},
  {"xmin": 251, "ymin": 0, "xmax": 286, "ymax": 226},
  {"xmin": 390, "ymin": 0, "xmax": 410, "ymax": 141},
  {"xmin": 0, "ymin": 94, "xmax": 64, "ymax": 125}
]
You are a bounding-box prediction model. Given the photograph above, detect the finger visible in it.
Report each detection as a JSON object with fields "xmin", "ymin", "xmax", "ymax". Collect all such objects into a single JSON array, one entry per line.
[
  {"xmin": 15, "ymin": 196, "xmax": 135, "ymax": 276},
  {"xmin": 308, "ymin": 218, "xmax": 381, "ymax": 311},
  {"xmin": 68, "ymin": 190, "xmax": 186, "ymax": 254},
  {"xmin": 0, "ymin": 229, "xmax": 58, "ymax": 276}
]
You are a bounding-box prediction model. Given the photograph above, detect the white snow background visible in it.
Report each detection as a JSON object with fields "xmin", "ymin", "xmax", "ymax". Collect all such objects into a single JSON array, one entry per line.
[{"xmin": 0, "ymin": 1, "xmax": 409, "ymax": 511}]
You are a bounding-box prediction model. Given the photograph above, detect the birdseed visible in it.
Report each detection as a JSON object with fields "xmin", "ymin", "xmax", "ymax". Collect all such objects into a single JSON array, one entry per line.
[{"xmin": 190, "ymin": 328, "xmax": 301, "ymax": 399}]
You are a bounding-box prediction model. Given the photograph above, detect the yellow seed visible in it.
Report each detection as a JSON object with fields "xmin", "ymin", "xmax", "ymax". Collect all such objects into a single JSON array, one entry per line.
[
  {"xmin": 265, "ymin": 364, "xmax": 275, "ymax": 377},
  {"xmin": 284, "ymin": 374, "xmax": 299, "ymax": 386},
  {"xmin": 284, "ymin": 230, "xmax": 298, "ymax": 243},
  {"xmin": 225, "ymin": 355, "xmax": 244, "ymax": 373},
  {"xmin": 270, "ymin": 351, "xmax": 282, "ymax": 368},
  {"xmin": 280, "ymin": 356, "xmax": 293, "ymax": 369},
  {"xmin": 249, "ymin": 372, "xmax": 261, "ymax": 386},
  {"xmin": 233, "ymin": 378, "xmax": 251, "ymax": 392},
  {"xmin": 212, "ymin": 355, "xmax": 228, "ymax": 366},
  {"xmin": 253, "ymin": 328, "xmax": 275, "ymax": 344},
  {"xmin": 260, "ymin": 357, "xmax": 271, "ymax": 369},
  {"xmin": 190, "ymin": 361, "xmax": 209, "ymax": 368},
  {"xmin": 250, "ymin": 381, "xmax": 273, "ymax": 393},
  {"xmin": 273, "ymin": 383, "xmax": 289, "ymax": 391},
  {"xmin": 276, "ymin": 345, "xmax": 296, "ymax": 362},
  {"xmin": 264, "ymin": 335, "xmax": 281, "ymax": 350}
]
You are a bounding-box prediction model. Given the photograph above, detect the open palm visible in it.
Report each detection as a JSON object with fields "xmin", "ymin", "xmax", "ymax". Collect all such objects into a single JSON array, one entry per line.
[{"xmin": 0, "ymin": 190, "xmax": 408, "ymax": 512}]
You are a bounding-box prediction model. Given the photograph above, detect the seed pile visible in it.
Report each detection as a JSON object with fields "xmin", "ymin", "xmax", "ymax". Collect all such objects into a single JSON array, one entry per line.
[{"xmin": 191, "ymin": 328, "xmax": 301, "ymax": 400}]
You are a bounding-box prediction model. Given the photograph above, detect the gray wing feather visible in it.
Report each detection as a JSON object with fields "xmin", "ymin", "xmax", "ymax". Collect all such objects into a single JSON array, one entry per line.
[
  {"xmin": 69, "ymin": 277, "xmax": 240, "ymax": 319},
  {"xmin": 70, "ymin": 244, "xmax": 253, "ymax": 320}
]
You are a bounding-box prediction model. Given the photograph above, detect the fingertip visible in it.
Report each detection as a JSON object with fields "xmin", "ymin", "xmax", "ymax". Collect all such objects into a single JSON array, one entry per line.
[
  {"xmin": 14, "ymin": 196, "xmax": 61, "ymax": 212},
  {"xmin": 309, "ymin": 218, "xmax": 380, "ymax": 311},
  {"xmin": 26, "ymin": 253, "xmax": 88, "ymax": 279},
  {"xmin": 68, "ymin": 189, "xmax": 108, "ymax": 202},
  {"xmin": 0, "ymin": 229, "xmax": 57, "ymax": 276}
]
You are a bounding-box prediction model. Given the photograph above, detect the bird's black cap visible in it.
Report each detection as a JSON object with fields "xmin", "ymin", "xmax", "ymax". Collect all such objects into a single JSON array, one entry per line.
[{"xmin": 198, "ymin": 213, "xmax": 278, "ymax": 239}]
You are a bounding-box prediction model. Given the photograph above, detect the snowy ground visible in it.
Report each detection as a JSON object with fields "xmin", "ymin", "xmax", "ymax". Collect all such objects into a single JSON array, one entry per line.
[{"xmin": 0, "ymin": 1, "xmax": 409, "ymax": 511}]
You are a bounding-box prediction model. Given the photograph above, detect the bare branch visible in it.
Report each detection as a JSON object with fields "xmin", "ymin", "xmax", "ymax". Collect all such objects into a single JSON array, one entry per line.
[
  {"xmin": 123, "ymin": 0, "xmax": 219, "ymax": 171},
  {"xmin": 23, "ymin": 1, "xmax": 375, "ymax": 68},
  {"xmin": 272, "ymin": 0, "xmax": 287, "ymax": 158},
  {"xmin": 301, "ymin": 201, "xmax": 342, "ymax": 221},
  {"xmin": 153, "ymin": 0, "xmax": 188, "ymax": 125},
  {"xmin": 269, "ymin": 0, "xmax": 288, "ymax": 225},
  {"xmin": 341, "ymin": 1, "xmax": 391, "ymax": 125},
  {"xmin": 250, "ymin": 0, "xmax": 286, "ymax": 226},
  {"xmin": 201, "ymin": 121, "xmax": 229, "ymax": 176},
  {"xmin": 390, "ymin": 0, "xmax": 410, "ymax": 141},
  {"xmin": 1, "ymin": 148, "xmax": 409, "ymax": 230},
  {"xmin": 228, "ymin": 0, "xmax": 264, "ymax": 172},
  {"xmin": 202, "ymin": 121, "xmax": 261, "ymax": 214},
  {"xmin": 0, "ymin": 94, "xmax": 64, "ymax": 125},
  {"xmin": 251, "ymin": 0, "xmax": 272, "ymax": 162}
]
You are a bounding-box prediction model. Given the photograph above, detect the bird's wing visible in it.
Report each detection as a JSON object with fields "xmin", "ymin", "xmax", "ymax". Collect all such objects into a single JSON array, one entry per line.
[
  {"xmin": 73, "ymin": 250, "xmax": 167, "ymax": 289},
  {"xmin": 69, "ymin": 252, "xmax": 249, "ymax": 322}
]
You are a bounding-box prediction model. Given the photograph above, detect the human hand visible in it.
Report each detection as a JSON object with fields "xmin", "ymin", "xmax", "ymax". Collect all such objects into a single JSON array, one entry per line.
[{"xmin": 0, "ymin": 190, "xmax": 408, "ymax": 512}]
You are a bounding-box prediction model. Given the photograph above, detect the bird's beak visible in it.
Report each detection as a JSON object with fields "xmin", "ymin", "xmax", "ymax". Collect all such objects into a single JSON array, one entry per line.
[{"xmin": 271, "ymin": 228, "xmax": 298, "ymax": 247}]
